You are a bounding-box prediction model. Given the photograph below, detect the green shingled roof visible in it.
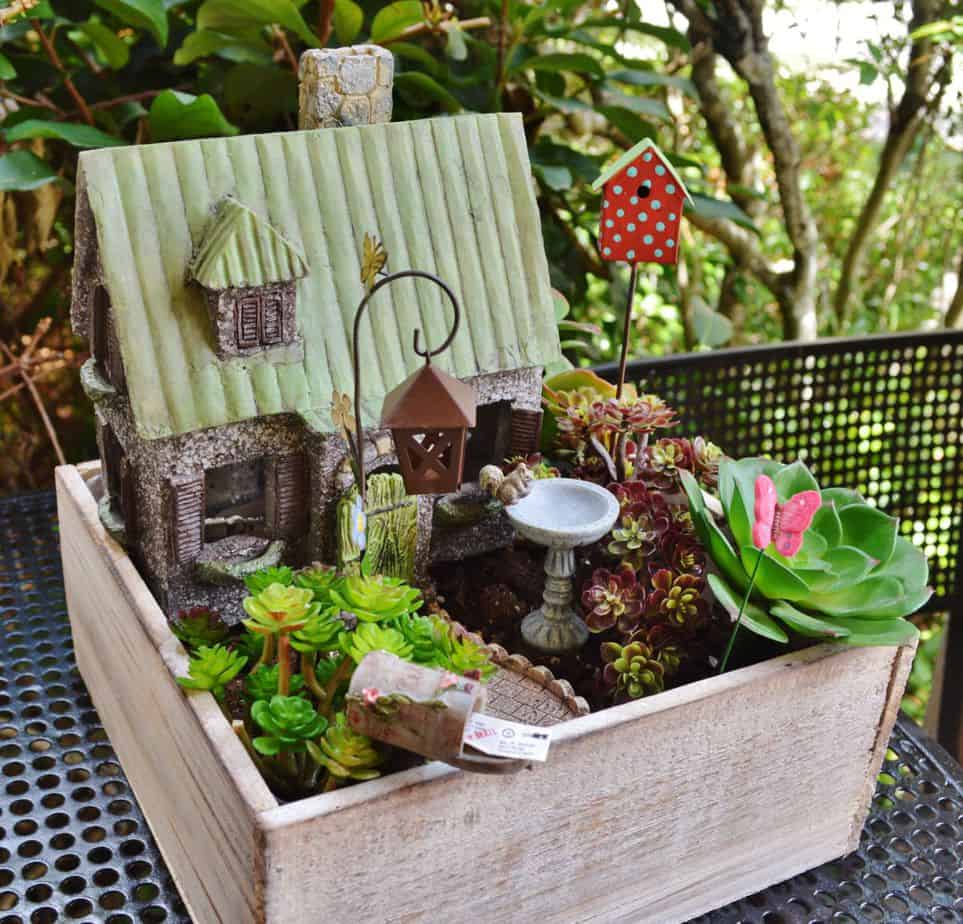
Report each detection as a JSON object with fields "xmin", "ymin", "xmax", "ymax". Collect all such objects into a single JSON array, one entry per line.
[
  {"xmin": 190, "ymin": 196, "xmax": 308, "ymax": 290},
  {"xmin": 78, "ymin": 113, "xmax": 561, "ymax": 440}
]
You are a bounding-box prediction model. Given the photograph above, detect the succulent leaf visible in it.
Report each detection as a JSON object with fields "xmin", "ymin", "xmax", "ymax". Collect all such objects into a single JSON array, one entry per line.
[
  {"xmin": 251, "ymin": 695, "xmax": 328, "ymax": 754},
  {"xmin": 330, "ymin": 574, "xmax": 423, "ymax": 623},
  {"xmin": 244, "ymin": 664, "xmax": 307, "ymax": 701},
  {"xmin": 769, "ymin": 602, "xmax": 850, "ymax": 638},
  {"xmin": 293, "ymin": 564, "xmax": 342, "ymax": 605},
  {"xmin": 291, "ymin": 607, "xmax": 345, "ymax": 654},
  {"xmin": 342, "ymin": 622, "xmax": 413, "ymax": 664},
  {"xmin": 171, "ymin": 607, "xmax": 229, "ymax": 651},
  {"xmin": 706, "ymin": 573, "xmax": 788, "ymax": 644},
  {"xmin": 177, "ymin": 645, "xmax": 247, "ymax": 697},
  {"xmin": 244, "ymin": 566, "xmax": 294, "ymax": 595},
  {"xmin": 242, "ymin": 583, "xmax": 320, "ymax": 636}
]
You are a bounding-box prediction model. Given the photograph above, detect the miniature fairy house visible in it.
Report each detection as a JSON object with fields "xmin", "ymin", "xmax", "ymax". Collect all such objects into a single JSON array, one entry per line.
[
  {"xmin": 592, "ymin": 138, "xmax": 691, "ymax": 265},
  {"xmin": 69, "ymin": 45, "xmax": 562, "ymax": 618}
]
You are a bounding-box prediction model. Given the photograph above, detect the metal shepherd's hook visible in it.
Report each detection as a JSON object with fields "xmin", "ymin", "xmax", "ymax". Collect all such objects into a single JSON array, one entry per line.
[{"xmin": 350, "ymin": 269, "xmax": 462, "ymax": 505}]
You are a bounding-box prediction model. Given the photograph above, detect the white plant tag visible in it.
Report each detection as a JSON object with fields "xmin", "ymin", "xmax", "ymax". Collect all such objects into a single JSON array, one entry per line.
[{"xmin": 463, "ymin": 713, "xmax": 552, "ymax": 763}]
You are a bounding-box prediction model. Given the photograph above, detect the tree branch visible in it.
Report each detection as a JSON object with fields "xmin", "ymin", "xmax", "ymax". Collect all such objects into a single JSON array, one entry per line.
[
  {"xmin": 833, "ymin": 0, "xmax": 952, "ymax": 327},
  {"xmin": 31, "ymin": 19, "xmax": 94, "ymax": 126}
]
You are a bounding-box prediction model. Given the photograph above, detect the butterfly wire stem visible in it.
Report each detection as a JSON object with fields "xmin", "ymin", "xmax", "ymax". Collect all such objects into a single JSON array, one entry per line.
[{"xmin": 718, "ymin": 548, "xmax": 765, "ymax": 674}]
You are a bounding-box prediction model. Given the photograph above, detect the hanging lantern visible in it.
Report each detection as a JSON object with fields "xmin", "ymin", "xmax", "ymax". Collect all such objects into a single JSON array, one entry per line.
[{"xmin": 381, "ymin": 363, "xmax": 476, "ymax": 495}]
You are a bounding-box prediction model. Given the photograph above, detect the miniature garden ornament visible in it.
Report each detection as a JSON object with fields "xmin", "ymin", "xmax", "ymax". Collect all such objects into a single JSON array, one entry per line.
[
  {"xmin": 504, "ymin": 478, "xmax": 620, "ymax": 654},
  {"xmin": 592, "ymin": 139, "xmax": 692, "ymax": 398},
  {"xmin": 717, "ymin": 474, "xmax": 821, "ymax": 672}
]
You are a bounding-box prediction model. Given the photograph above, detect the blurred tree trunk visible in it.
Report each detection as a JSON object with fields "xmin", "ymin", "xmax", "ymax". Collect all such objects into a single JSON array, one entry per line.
[
  {"xmin": 670, "ymin": 0, "xmax": 819, "ymax": 340},
  {"xmin": 833, "ymin": 0, "xmax": 952, "ymax": 328}
]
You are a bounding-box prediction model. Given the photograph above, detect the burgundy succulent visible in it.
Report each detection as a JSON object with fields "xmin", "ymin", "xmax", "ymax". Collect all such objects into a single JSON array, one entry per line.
[
  {"xmin": 640, "ymin": 437, "xmax": 696, "ymax": 490},
  {"xmin": 692, "ymin": 436, "xmax": 724, "ymax": 488},
  {"xmin": 659, "ymin": 533, "xmax": 707, "ymax": 578},
  {"xmin": 581, "ymin": 564, "xmax": 645, "ymax": 634},
  {"xmin": 646, "ymin": 569, "xmax": 709, "ymax": 634}
]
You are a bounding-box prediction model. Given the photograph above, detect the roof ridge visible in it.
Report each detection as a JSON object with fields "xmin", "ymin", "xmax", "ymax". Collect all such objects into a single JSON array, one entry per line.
[{"xmin": 591, "ymin": 138, "xmax": 693, "ymax": 203}]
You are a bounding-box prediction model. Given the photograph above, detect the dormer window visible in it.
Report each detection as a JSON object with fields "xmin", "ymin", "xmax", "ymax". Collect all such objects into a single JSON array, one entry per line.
[{"xmin": 190, "ymin": 197, "xmax": 308, "ymax": 359}]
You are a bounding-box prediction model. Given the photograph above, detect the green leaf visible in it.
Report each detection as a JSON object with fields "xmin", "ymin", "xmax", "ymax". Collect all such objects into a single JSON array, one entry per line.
[
  {"xmin": 197, "ymin": 0, "xmax": 319, "ymax": 47},
  {"xmin": 4, "ymin": 119, "xmax": 125, "ymax": 149},
  {"xmin": 772, "ymin": 459, "xmax": 819, "ymax": 499},
  {"xmin": 532, "ymin": 163, "xmax": 571, "ymax": 191},
  {"xmin": 826, "ymin": 616, "xmax": 919, "ymax": 647},
  {"xmin": 389, "ymin": 42, "xmax": 443, "ymax": 78},
  {"xmin": 445, "ymin": 24, "xmax": 467, "ymax": 61},
  {"xmin": 873, "ymin": 536, "xmax": 929, "ymax": 594},
  {"xmin": 820, "ymin": 487, "xmax": 864, "ymax": 510},
  {"xmin": 726, "ymin": 481, "xmax": 753, "ymax": 550},
  {"xmin": 511, "ymin": 52, "xmax": 604, "ymax": 78},
  {"xmin": 600, "ymin": 87, "xmax": 671, "ymax": 121},
  {"xmin": 802, "ymin": 575, "xmax": 904, "ymax": 617},
  {"xmin": 838, "ymin": 504, "xmax": 898, "ymax": 565},
  {"xmin": 531, "ymin": 137, "xmax": 600, "ymax": 184},
  {"xmin": 76, "ymin": 21, "xmax": 130, "ymax": 69},
  {"xmin": 608, "ymin": 68, "xmax": 696, "ymax": 97},
  {"xmin": 148, "ymin": 90, "xmax": 239, "ymax": 141},
  {"xmin": 596, "ymin": 106, "xmax": 654, "ymax": 143},
  {"xmin": 691, "ymin": 295, "xmax": 733, "ymax": 348},
  {"xmin": 810, "ymin": 502, "xmax": 842, "ymax": 547},
  {"xmin": 253, "ymin": 736, "xmax": 282, "ymax": 756},
  {"xmin": 94, "ymin": 0, "xmax": 168, "ymax": 47},
  {"xmin": 532, "ymin": 89, "xmax": 590, "ymax": 114},
  {"xmin": 707, "ymin": 573, "xmax": 788, "ymax": 644},
  {"xmin": 688, "ymin": 192, "xmax": 759, "ymax": 231},
  {"xmin": 370, "ymin": 0, "xmax": 422, "ymax": 43},
  {"xmin": 626, "ymin": 21, "xmax": 690, "ymax": 50},
  {"xmin": 0, "ymin": 53, "xmax": 17, "ymax": 79},
  {"xmin": 741, "ymin": 546, "xmax": 812, "ymax": 601},
  {"xmin": 173, "ymin": 29, "xmax": 272, "ymax": 66},
  {"xmin": 770, "ymin": 602, "xmax": 851, "ymax": 639},
  {"xmin": 333, "ymin": 0, "xmax": 363, "ymax": 44},
  {"xmin": 394, "ymin": 72, "xmax": 462, "ymax": 113},
  {"xmin": 0, "ymin": 151, "xmax": 57, "ymax": 191}
]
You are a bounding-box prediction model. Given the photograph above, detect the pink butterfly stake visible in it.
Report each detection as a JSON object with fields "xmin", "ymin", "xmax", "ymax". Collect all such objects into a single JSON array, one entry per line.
[
  {"xmin": 718, "ymin": 474, "xmax": 822, "ymax": 673},
  {"xmin": 752, "ymin": 475, "xmax": 822, "ymax": 557}
]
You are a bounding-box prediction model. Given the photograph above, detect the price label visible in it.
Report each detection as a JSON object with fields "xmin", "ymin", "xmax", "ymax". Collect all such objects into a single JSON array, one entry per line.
[{"xmin": 463, "ymin": 713, "xmax": 552, "ymax": 763}]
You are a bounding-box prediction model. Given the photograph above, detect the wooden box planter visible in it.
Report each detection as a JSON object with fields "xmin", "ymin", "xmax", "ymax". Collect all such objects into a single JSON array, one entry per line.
[{"xmin": 56, "ymin": 462, "xmax": 915, "ymax": 924}]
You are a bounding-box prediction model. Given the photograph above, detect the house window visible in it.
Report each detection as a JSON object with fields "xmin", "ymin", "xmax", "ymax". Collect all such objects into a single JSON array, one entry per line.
[
  {"xmin": 90, "ymin": 284, "xmax": 126, "ymax": 391},
  {"xmin": 204, "ymin": 459, "xmax": 267, "ymax": 541},
  {"xmin": 235, "ymin": 287, "xmax": 284, "ymax": 349},
  {"xmin": 463, "ymin": 400, "xmax": 513, "ymax": 482}
]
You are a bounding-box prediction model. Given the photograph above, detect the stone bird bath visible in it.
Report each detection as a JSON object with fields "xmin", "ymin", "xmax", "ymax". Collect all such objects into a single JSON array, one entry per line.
[{"xmin": 505, "ymin": 478, "xmax": 620, "ymax": 654}]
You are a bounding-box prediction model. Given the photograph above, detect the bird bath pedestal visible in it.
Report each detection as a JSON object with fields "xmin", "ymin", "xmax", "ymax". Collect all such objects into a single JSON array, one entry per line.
[{"xmin": 504, "ymin": 478, "xmax": 620, "ymax": 654}]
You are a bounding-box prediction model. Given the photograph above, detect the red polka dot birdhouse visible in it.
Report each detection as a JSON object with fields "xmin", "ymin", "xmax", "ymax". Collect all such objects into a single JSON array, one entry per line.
[{"xmin": 593, "ymin": 139, "xmax": 691, "ymax": 266}]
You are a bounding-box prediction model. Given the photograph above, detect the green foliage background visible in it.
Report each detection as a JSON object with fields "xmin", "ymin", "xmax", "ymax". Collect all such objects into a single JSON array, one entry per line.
[{"xmin": 0, "ymin": 0, "xmax": 959, "ymax": 488}]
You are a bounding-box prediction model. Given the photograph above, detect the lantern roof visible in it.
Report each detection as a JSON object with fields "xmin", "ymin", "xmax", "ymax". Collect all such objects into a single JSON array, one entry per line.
[{"xmin": 381, "ymin": 363, "xmax": 476, "ymax": 430}]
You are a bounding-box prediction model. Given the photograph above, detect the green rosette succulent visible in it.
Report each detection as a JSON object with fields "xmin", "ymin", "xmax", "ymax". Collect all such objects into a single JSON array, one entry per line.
[
  {"xmin": 341, "ymin": 622, "xmax": 413, "ymax": 664},
  {"xmin": 601, "ymin": 640, "xmax": 666, "ymax": 699},
  {"xmin": 330, "ymin": 573, "xmax": 423, "ymax": 623},
  {"xmin": 242, "ymin": 583, "xmax": 320, "ymax": 636},
  {"xmin": 680, "ymin": 458, "xmax": 930, "ymax": 646},
  {"xmin": 177, "ymin": 645, "xmax": 247, "ymax": 699},
  {"xmin": 251, "ymin": 695, "xmax": 328, "ymax": 755},
  {"xmin": 171, "ymin": 607, "xmax": 229, "ymax": 651},
  {"xmin": 395, "ymin": 613, "xmax": 442, "ymax": 665},
  {"xmin": 294, "ymin": 564, "xmax": 342, "ymax": 605},
  {"xmin": 244, "ymin": 664, "xmax": 306, "ymax": 702},
  {"xmin": 306, "ymin": 713, "xmax": 383, "ymax": 783},
  {"xmin": 244, "ymin": 566, "xmax": 294, "ymax": 595},
  {"xmin": 291, "ymin": 607, "xmax": 345, "ymax": 654},
  {"xmin": 432, "ymin": 622, "xmax": 496, "ymax": 681}
]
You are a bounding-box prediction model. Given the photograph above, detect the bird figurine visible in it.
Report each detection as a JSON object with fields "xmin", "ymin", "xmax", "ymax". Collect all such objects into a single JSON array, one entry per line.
[{"xmin": 479, "ymin": 463, "xmax": 533, "ymax": 507}]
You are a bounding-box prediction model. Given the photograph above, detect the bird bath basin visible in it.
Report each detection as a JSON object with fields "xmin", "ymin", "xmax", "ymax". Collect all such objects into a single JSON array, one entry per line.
[{"xmin": 504, "ymin": 478, "xmax": 620, "ymax": 654}]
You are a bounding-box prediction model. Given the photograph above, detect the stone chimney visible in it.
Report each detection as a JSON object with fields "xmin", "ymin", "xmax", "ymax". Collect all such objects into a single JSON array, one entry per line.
[{"xmin": 298, "ymin": 45, "xmax": 393, "ymax": 130}]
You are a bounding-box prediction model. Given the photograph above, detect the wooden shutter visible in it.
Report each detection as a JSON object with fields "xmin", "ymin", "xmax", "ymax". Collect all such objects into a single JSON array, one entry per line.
[
  {"xmin": 509, "ymin": 408, "xmax": 543, "ymax": 456},
  {"xmin": 169, "ymin": 474, "xmax": 205, "ymax": 563},
  {"xmin": 105, "ymin": 309, "xmax": 126, "ymax": 393},
  {"xmin": 236, "ymin": 294, "xmax": 260, "ymax": 348},
  {"xmin": 261, "ymin": 289, "xmax": 283, "ymax": 344},
  {"xmin": 100, "ymin": 421, "xmax": 122, "ymax": 504},
  {"xmin": 268, "ymin": 453, "xmax": 308, "ymax": 538},
  {"xmin": 92, "ymin": 286, "xmax": 110, "ymax": 372}
]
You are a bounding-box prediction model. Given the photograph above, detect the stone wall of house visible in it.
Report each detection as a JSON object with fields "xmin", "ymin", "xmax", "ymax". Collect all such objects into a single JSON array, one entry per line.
[{"xmin": 298, "ymin": 45, "xmax": 393, "ymax": 130}]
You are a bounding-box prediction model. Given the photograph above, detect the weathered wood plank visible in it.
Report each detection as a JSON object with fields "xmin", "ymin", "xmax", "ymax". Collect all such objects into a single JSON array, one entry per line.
[
  {"xmin": 57, "ymin": 464, "xmax": 276, "ymax": 924},
  {"xmin": 259, "ymin": 642, "xmax": 909, "ymax": 924}
]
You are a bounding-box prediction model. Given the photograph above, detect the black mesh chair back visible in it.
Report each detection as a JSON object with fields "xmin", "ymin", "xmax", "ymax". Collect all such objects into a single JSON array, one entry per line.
[{"xmin": 596, "ymin": 330, "xmax": 963, "ymax": 755}]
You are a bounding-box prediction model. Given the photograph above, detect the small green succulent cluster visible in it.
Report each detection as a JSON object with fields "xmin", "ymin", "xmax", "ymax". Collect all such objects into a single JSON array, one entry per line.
[
  {"xmin": 176, "ymin": 560, "xmax": 494, "ymax": 801},
  {"xmin": 171, "ymin": 606, "xmax": 229, "ymax": 650},
  {"xmin": 681, "ymin": 457, "xmax": 929, "ymax": 648}
]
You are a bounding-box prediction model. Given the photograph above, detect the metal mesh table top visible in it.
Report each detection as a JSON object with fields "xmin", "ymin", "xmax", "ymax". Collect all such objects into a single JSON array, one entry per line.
[{"xmin": 1, "ymin": 490, "xmax": 961, "ymax": 924}]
